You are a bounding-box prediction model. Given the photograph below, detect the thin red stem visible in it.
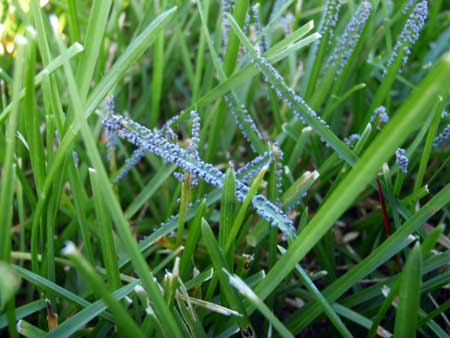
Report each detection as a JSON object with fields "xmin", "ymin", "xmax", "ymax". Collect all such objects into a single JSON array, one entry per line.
[
  {"xmin": 376, "ymin": 176, "xmax": 402, "ymax": 272},
  {"xmin": 376, "ymin": 177, "xmax": 392, "ymax": 236}
]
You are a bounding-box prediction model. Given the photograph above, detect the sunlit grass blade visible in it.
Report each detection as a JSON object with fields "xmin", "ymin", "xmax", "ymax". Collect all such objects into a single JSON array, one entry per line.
[
  {"xmin": 50, "ymin": 11, "xmax": 185, "ymax": 338},
  {"xmin": 29, "ymin": 13, "xmax": 181, "ymax": 333},
  {"xmin": 0, "ymin": 43, "xmax": 83, "ymax": 126},
  {"xmin": 0, "ymin": 36, "xmax": 27, "ymax": 338},
  {"xmin": 75, "ymin": 0, "xmax": 113, "ymax": 101},
  {"xmin": 0, "ymin": 37, "xmax": 26, "ymax": 260}
]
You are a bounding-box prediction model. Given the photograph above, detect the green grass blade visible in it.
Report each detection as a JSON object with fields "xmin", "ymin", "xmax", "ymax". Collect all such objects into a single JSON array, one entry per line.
[
  {"xmin": 124, "ymin": 164, "xmax": 176, "ymax": 219},
  {"xmin": 219, "ymin": 169, "xmax": 237, "ymax": 249},
  {"xmin": 278, "ymin": 247, "xmax": 354, "ymax": 338},
  {"xmin": 225, "ymin": 270, "xmax": 295, "ymax": 338},
  {"xmin": 88, "ymin": 168, "xmax": 122, "ymax": 289},
  {"xmin": 47, "ymin": 281, "xmax": 139, "ymax": 338},
  {"xmin": 61, "ymin": 242, "xmax": 145, "ymax": 338},
  {"xmin": 224, "ymin": 166, "xmax": 267, "ymax": 255},
  {"xmin": 0, "ymin": 300, "xmax": 45, "ymax": 330},
  {"xmin": 414, "ymin": 96, "xmax": 446, "ymax": 193},
  {"xmin": 179, "ymin": 200, "xmax": 206, "ymax": 280},
  {"xmin": 200, "ymin": 220, "xmax": 250, "ymax": 332},
  {"xmin": 16, "ymin": 320, "xmax": 46, "ymax": 338},
  {"xmin": 0, "ymin": 37, "xmax": 26, "ymax": 338},
  {"xmin": 0, "ymin": 37, "xmax": 26, "ymax": 260},
  {"xmin": 394, "ymin": 243, "xmax": 423, "ymax": 338},
  {"xmin": 75, "ymin": 0, "xmax": 112, "ymax": 101}
]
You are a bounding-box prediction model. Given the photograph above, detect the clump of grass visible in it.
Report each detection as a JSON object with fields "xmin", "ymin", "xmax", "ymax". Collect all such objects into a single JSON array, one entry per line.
[{"xmin": 0, "ymin": 1, "xmax": 449, "ymax": 337}]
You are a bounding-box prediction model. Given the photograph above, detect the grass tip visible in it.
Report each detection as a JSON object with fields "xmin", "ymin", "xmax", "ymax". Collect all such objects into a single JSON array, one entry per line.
[
  {"xmin": 408, "ymin": 234, "xmax": 418, "ymax": 242},
  {"xmin": 16, "ymin": 320, "xmax": 23, "ymax": 333},
  {"xmin": 25, "ymin": 26, "xmax": 37, "ymax": 38},
  {"xmin": 61, "ymin": 241, "xmax": 78, "ymax": 256},
  {"xmin": 134, "ymin": 285, "xmax": 146, "ymax": 294},
  {"xmin": 15, "ymin": 35, "xmax": 27, "ymax": 45},
  {"xmin": 308, "ymin": 170, "xmax": 320, "ymax": 180},
  {"xmin": 381, "ymin": 285, "xmax": 391, "ymax": 298},
  {"xmin": 124, "ymin": 296, "xmax": 133, "ymax": 305},
  {"xmin": 49, "ymin": 14, "xmax": 60, "ymax": 33},
  {"xmin": 73, "ymin": 42, "xmax": 84, "ymax": 52},
  {"xmin": 224, "ymin": 269, "xmax": 259, "ymax": 302}
]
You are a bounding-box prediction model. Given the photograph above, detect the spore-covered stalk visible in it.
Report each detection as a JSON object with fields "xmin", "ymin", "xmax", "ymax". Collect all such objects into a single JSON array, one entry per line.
[{"xmin": 103, "ymin": 114, "xmax": 295, "ymax": 238}]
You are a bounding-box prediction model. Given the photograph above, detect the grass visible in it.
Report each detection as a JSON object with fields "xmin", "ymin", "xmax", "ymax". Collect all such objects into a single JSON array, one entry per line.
[{"xmin": 0, "ymin": 0, "xmax": 449, "ymax": 337}]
